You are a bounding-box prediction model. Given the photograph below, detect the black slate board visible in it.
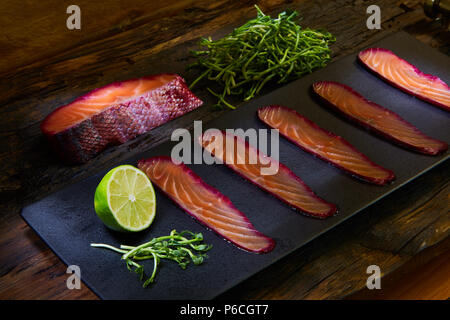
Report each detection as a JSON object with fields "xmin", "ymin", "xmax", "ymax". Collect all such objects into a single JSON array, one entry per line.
[{"xmin": 22, "ymin": 32, "xmax": 450, "ymax": 300}]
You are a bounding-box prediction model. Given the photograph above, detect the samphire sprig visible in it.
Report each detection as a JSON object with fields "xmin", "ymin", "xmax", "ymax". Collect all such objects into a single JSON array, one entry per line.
[
  {"xmin": 91, "ymin": 229, "xmax": 212, "ymax": 287},
  {"xmin": 188, "ymin": 5, "xmax": 335, "ymax": 109}
]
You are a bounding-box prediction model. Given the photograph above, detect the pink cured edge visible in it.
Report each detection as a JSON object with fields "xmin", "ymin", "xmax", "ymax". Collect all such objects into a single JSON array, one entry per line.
[
  {"xmin": 312, "ymin": 81, "xmax": 448, "ymax": 155},
  {"xmin": 199, "ymin": 130, "xmax": 337, "ymax": 219},
  {"xmin": 358, "ymin": 48, "xmax": 450, "ymax": 112},
  {"xmin": 258, "ymin": 105, "xmax": 395, "ymax": 186},
  {"xmin": 137, "ymin": 156, "xmax": 275, "ymax": 254}
]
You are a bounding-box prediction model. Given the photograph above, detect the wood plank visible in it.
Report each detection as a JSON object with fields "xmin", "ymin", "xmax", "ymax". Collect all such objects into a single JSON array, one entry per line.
[{"xmin": 218, "ymin": 161, "xmax": 450, "ymax": 299}]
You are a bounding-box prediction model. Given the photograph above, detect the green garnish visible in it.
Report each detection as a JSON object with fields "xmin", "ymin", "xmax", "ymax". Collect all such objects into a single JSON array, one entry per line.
[
  {"xmin": 91, "ymin": 229, "xmax": 212, "ymax": 287},
  {"xmin": 188, "ymin": 5, "xmax": 335, "ymax": 109}
]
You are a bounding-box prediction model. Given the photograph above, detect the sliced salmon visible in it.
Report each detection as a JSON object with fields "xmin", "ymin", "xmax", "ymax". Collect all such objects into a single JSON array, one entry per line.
[
  {"xmin": 138, "ymin": 156, "xmax": 275, "ymax": 254},
  {"xmin": 258, "ymin": 105, "xmax": 395, "ymax": 185},
  {"xmin": 358, "ymin": 48, "xmax": 450, "ymax": 111},
  {"xmin": 41, "ymin": 74, "xmax": 203, "ymax": 163},
  {"xmin": 200, "ymin": 130, "xmax": 337, "ymax": 218},
  {"xmin": 313, "ymin": 81, "xmax": 448, "ymax": 155}
]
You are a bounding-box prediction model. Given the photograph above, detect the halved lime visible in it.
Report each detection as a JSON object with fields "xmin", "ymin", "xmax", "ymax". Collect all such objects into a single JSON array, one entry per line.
[{"xmin": 94, "ymin": 165, "xmax": 156, "ymax": 232}]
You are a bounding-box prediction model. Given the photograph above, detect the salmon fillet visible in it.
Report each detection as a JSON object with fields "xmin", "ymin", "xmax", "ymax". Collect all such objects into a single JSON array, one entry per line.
[
  {"xmin": 200, "ymin": 130, "xmax": 337, "ymax": 218},
  {"xmin": 138, "ymin": 156, "xmax": 275, "ymax": 254},
  {"xmin": 258, "ymin": 105, "xmax": 395, "ymax": 185},
  {"xmin": 358, "ymin": 48, "xmax": 450, "ymax": 111},
  {"xmin": 41, "ymin": 74, "xmax": 203, "ymax": 163},
  {"xmin": 313, "ymin": 81, "xmax": 448, "ymax": 155}
]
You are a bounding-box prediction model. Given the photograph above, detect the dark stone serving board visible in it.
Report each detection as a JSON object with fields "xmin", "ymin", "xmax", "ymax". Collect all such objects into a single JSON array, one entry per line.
[{"xmin": 22, "ymin": 32, "xmax": 449, "ymax": 300}]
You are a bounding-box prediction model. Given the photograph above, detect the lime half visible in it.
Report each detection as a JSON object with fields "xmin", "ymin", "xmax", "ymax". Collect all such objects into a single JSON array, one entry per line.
[{"xmin": 94, "ymin": 165, "xmax": 156, "ymax": 232}]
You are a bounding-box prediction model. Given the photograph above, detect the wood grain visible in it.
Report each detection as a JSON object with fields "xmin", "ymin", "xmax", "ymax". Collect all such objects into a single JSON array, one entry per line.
[{"xmin": 0, "ymin": 0, "xmax": 448, "ymax": 299}]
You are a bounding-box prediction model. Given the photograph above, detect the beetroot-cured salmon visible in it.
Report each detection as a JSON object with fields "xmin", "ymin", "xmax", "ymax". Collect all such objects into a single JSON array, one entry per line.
[
  {"xmin": 258, "ymin": 105, "xmax": 395, "ymax": 185},
  {"xmin": 358, "ymin": 48, "xmax": 450, "ymax": 111},
  {"xmin": 41, "ymin": 74, "xmax": 203, "ymax": 163},
  {"xmin": 200, "ymin": 130, "xmax": 337, "ymax": 218},
  {"xmin": 138, "ymin": 156, "xmax": 275, "ymax": 254},
  {"xmin": 313, "ymin": 81, "xmax": 448, "ymax": 155}
]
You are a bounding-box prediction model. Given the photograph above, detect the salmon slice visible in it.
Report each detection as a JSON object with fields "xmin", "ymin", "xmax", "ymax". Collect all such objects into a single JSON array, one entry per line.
[
  {"xmin": 200, "ymin": 130, "xmax": 337, "ymax": 218},
  {"xmin": 258, "ymin": 105, "xmax": 395, "ymax": 185},
  {"xmin": 138, "ymin": 156, "xmax": 275, "ymax": 254},
  {"xmin": 41, "ymin": 74, "xmax": 203, "ymax": 163},
  {"xmin": 358, "ymin": 48, "xmax": 450, "ymax": 111},
  {"xmin": 313, "ymin": 81, "xmax": 448, "ymax": 155}
]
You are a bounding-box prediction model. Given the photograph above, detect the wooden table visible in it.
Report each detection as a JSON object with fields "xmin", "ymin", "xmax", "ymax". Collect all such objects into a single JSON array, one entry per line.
[{"xmin": 0, "ymin": 0, "xmax": 448, "ymax": 300}]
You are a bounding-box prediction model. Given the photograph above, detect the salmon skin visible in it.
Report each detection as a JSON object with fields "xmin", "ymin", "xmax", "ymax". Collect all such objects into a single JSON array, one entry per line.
[
  {"xmin": 358, "ymin": 48, "xmax": 450, "ymax": 111},
  {"xmin": 258, "ymin": 105, "xmax": 395, "ymax": 185},
  {"xmin": 41, "ymin": 74, "xmax": 203, "ymax": 163},
  {"xmin": 313, "ymin": 81, "xmax": 448, "ymax": 155},
  {"xmin": 200, "ymin": 130, "xmax": 337, "ymax": 218},
  {"xmin": 138, "ymin": 156, "xmax": 275, "ymax": 254}
]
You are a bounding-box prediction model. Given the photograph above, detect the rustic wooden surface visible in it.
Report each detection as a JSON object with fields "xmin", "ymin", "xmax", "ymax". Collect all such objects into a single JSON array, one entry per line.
[{"xmin": 0, "ymin": 0, "xmax": 449, "ymax": 299}]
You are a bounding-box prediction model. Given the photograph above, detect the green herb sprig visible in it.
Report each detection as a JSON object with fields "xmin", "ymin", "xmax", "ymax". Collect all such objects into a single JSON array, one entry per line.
[
  {"xmin": 91, "ymin": 229, "xmax": 212, "ymax": 287},
  {"xmin": 188, "ymin": 5, "xmax": 335, "ymax": 109}
]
